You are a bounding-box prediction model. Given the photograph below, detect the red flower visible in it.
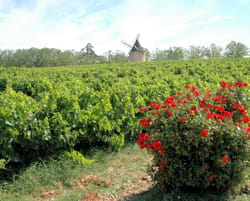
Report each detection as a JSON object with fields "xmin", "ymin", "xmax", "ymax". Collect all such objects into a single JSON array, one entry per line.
[
  {"xmin": 244, "ymin": 127, "xmax": 250, "ymax": 133},
  {"xmin": 176, "ymin": 91, "xmax": 182, "ymax": 95},
  {"xmin": 165, "ymin": 96, "xmax": 175, "ymax": 103},
  {"xmin": 201, "ymin": 129, "xmax": 209, "ymax": 138},
  {"xmin": 214, "ymin": 105, "xmax": 225, "ymax": 112},
  {"xmin": 214, "ymin": 95, "xmax": 223, "ymax": 102},
  {"xmin": 209, "ymin": 175, "xmax": 215, "ymax": 181},
  {"xmin": 139, "ymin": 107, "xmax": 144, "ymax": 112},
  {"xmin": 153, "ymin": 139, "xmax": 162, "ymax": 147},
  {"xmin": 153, "ymin": 139, "xmax": 165, "ymax": 153},
  {"xmin": 171, "ymin": 102, "xmax": 177, "ymax": 107},
  {"xmin": 191, "ymin": 86, "xmax": 198, "ymax": 92},
  {"xmin": 231, "ymin": 102, "xmax": 237, "ymax": 108},
  {"xmin": 238, "ymin": 104, "xmax": 246, "ymax": 113},
  {"xmin": 137, "ymin": 133, "xmax": 145, "ymax": 143},
  {"xmin": 201, "ymin": 98, "xmax": 207, "ymax": 103},
  {"xmin": 223, "ymin": 111, "xmax": 232, "ymax": 118},
  {"xmin": 221, "ymin": 156, "xmax": 229, "ymax": 163},
  {"xmin": 139, "ymin": 144, "xmax": 146, "ymax": 149},
  {"xmin": 204, "ymin": 108, "xmax": 211, "ymax": 114},
  {"xmin": 220, "ymin": 81, "xmax": 227, "ymax": 88},
  {"xmin": 139, "ymin": 118, "xmax": 151, "ymax": 127},
  {"xmin": 184, "ymin": 85, "xmax": 191, "ymax": 89},
  {"xmin": 180, "ymin": 117, "xmax": 186, "ymax": 122},
  {"xmin": 177, "ymin": 137, "xmax": 182, "ymax": 141},
  {"xmin": 165, "ymin": 110, "xmax": 173, "ymax": 117},
  {"xmin": 149, "ymin": 101, "xmax": 157, "ymax": 106},
  {"xmin": 146, "ymin": 143, "xmax": 153, "ymax": 149},
  {"xmin": 202, "ymin": 166, "xmax": 207, "ymax": 170},
  {"xmin": 137, "ymin": 133, "xmax": 152, "ymax": 146},
  {"xmin": 207, "ymin": 104, "xmax": 213, "ymax": 108},
  {"xmin": 234, "ymin": 81, "xmax": 248, "ymax": 87},
  {"xmin": 206, "ymin": 93, "xmax": 213, "ymax": 97},
  {"xmin": 227, "ymin": 83, "xmax": 233, "ymax": 90},
  {"xmin": 153, "ymin": 104, "xmax": 161, "ymax": 110},
  {"xmin": 158, "ymin": 148, "xmax": 166, "ymax": 153},
  {"xmin": 189, "ymin": 107, "xmax": 197, "ymax": 115},
  {"xmin": 199, "ymin": 102, "xmax": 205, "ymax": 108},
  {"xmin": 206, "ymin": 113, "xmax": 213, "ymax": 119},
  {"xmin": 243, "ymin": 83, "xmax": 248, "ymax": 87},
  {"xmin": 235, "ymin": 81, "xmax": 243, "ymax": 87},
  {"xmin": 194, "ymin": 91, "xmax": 200, "ymax": 96},
  {"xmin": 139, "ymin": 107, "xmax": 150, "ymax": 112},
  {"xmin": 137, "ymin": 133, "xmax": 145, "ymax": 138}
]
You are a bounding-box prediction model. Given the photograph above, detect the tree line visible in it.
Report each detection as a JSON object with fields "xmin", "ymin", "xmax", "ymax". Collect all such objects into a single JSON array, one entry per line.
[
  {"xmin": 0, "ymin": 41, "xmax": 249, "ymax": 67},
  {"xmin": 151, "ymin": 41, "xmax": 249, "ymax": 61}
]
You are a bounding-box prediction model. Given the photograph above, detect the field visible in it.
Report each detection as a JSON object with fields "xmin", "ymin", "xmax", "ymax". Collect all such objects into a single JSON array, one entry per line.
[{"xmin": 0, "ymin": 58, "xmax": 250, "ymax": 200}]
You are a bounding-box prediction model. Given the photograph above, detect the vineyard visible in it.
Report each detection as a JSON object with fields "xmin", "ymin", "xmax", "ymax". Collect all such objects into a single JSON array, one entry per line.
[{"xmin": 0, "ymin": 58, "xmax": 250, "ymax": 171}]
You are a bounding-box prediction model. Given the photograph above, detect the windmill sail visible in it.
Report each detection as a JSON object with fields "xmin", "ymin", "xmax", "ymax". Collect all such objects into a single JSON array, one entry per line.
[
  {"xmin": 121, "ymin": 34, "xmax": 146, "ymax": 62},
  {"xmin": 131, "ymin": 39, "xmax": 144, "ymax": 53}
]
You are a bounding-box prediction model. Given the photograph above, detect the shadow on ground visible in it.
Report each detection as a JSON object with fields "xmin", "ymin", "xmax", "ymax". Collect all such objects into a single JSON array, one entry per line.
[{"xmin": 120, "ymin": 186, "xmax": 231, "ymax": 201}]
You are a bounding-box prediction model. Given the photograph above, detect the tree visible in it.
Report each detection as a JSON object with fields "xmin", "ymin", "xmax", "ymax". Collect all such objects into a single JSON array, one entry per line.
[
  {"xmin": 224, "ymin": 41, "xmax": 248, "ymax": 58},
  {"xmin": 143, "ymin": 48, "xmax": 151, "ymax": 61},
  {"xmin": 186, "ymin": 46, "xmax": 205, "ymax": 59},
  {"xmin": 78, "ymin": 43, "xmax": 98, "ymax": 64},
  {"xmin": 203, "ymin": 43, "xmax": 223, "ymax": 59},
  {"xmin": 81, "ymin": 43, "xmax": 95, "ymax": 55},
  {"xmin": 108, "ymin": 50, "xmax": 128, "ymax": 63},
  {"xmin": 0, "ymin": 49, "xmax": 14, "ymax": 67},
  {"xmin": 58, "ymin": 50, "xmax": 76, "ymax": 66},
  {"xmin": 152, "ymin": 49, "xmax": 167, "ymax": 61},
  {"xmin": 165, "ymin": 47, "xmax": 184, "ymax": 60}
]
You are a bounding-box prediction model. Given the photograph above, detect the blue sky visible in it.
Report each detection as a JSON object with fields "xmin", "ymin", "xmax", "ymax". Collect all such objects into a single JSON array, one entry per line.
[{"xmin": 0, "ymin": 0, "xmax": 250, "ymax": 54}]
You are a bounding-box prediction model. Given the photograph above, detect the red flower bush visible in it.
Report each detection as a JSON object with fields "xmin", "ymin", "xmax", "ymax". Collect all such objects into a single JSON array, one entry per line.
[{"xmin": 137, "ymin": 81, "xmax": 249, "ymax": 194}]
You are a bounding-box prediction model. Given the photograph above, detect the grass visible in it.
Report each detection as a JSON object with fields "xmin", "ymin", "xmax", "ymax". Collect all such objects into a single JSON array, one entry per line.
[
  {"xmin": 0, "ymin": 144, "xmax": 152, "ymax": 201},
  {"xmin": 0, "ymin": 144, "xmax": 249, "ymax": 201}
]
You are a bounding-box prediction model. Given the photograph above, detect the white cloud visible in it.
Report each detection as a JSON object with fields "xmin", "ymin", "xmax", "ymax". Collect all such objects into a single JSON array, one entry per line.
[
  {"xmin": 167, "ymin": 23, "xmax": 250, "ymax": 49},
  {"xmin": 103, "ymin": 0, "xmax": 219, "ymax": 53},
  {"xmin": 0, "ymin": 0, "xmax": 249, "ymax": 54},
  {"xmin": 0, "ymin": 0, "xmax": 102, "ymax": 50},
  {"xmin": 207, "ymin": 15, "xmax": 233, "ymax": 23},
  {"xmin": 238, "ymin": 0, "xmax": 250, "ymax": 4},
  {"xmin": 223, "ymin": 16, "xmax": 232, "ymax": 20},
  {"xmin": 208, "ymin": 16, "xmax": 220, "ymax": 22}
]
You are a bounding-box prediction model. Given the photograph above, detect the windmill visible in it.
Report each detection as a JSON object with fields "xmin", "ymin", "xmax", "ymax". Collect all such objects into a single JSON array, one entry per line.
[{"xmin": 121, "ymin": 34, "xmax": 146, "ymax": 62}]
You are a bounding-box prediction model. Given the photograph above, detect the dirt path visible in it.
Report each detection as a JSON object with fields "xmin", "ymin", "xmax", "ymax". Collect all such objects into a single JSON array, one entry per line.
[
  {"xmin": 101, "ymin": 172, "xmax": 153, "ymax": 201},
  {"xmin": 36, "ymin": 149, "xmax": 155, "ymax": 201},
  {"xmin": 91, "ymin": 155, "xmax": 154, "ymax": 201}
]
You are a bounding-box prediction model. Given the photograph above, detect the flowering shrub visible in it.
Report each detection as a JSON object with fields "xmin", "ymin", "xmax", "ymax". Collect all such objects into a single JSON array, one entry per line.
[{"xmin": 137, "ymin": 81, "xmax": 249, "ymax": 194}]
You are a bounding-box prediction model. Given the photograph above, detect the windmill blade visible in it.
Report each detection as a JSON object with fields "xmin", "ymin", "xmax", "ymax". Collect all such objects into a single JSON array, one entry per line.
[
  {"xmin": 132, "ymin": 45, "xmax": 139, "ymax": 51},
  {"xmin": 121, "ymin": 40, "xmax": 133, "ymax": 48},
  {"xmin": 136, "ymin": 33, "xmax": 140, "ymax": 40},
  {"xmin": 131, "ymin": 33, "xmax": 141, "ymax": 50}
]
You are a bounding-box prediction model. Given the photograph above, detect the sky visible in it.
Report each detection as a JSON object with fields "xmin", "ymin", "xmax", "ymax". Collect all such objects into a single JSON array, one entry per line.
[{"xmin": 0, "ymin": 0, "xmax": 250, "ymax": 54}]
